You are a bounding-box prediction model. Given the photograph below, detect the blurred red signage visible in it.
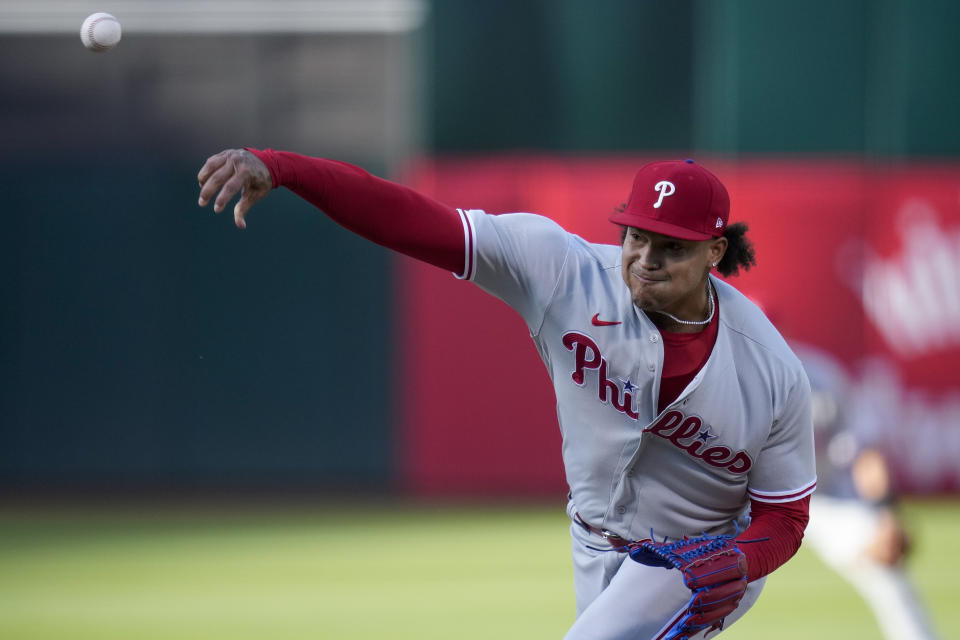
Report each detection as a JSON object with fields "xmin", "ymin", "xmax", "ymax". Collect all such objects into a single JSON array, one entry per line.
[{"xmin": 397, "ymin": 157, "xmax": 960, "ymax": 495}]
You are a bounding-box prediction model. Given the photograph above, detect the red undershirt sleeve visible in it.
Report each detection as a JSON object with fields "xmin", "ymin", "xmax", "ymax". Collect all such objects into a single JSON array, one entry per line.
[
  {"xmin": 737, "ymin": 495, "xmax": 810, "ymax": 582},
  {"xmin": 246, "ymin": 148, "xmax": 466, "ymax": 273}
]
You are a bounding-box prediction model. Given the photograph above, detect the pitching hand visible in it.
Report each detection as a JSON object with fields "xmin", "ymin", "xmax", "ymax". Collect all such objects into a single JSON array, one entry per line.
[{"xmin": 197, "ymin": 148, "xmax": 272, "ymax": 229}]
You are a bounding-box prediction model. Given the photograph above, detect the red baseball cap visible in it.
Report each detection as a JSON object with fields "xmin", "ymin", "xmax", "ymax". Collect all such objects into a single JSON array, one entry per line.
[{"xmin": 609, "ymin": 159, "xmax": 729, "ymax": 241}]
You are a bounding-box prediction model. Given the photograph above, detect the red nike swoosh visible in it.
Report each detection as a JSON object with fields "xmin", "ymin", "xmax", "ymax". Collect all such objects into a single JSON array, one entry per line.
[{"xmin": 591, "ymin": 313, "xmax": 622, "ymax": 326}]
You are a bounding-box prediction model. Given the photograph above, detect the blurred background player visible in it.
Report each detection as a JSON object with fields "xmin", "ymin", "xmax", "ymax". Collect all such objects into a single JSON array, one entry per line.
[{"xmin": 794, "ymin": 343, "xmax": 940, "ymax": 640}]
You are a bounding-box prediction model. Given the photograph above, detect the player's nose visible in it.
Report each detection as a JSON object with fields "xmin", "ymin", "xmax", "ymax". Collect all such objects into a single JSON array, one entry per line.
[{"xmin": 636, "ymin": 248, "xmax": 662, "ymax": 270}]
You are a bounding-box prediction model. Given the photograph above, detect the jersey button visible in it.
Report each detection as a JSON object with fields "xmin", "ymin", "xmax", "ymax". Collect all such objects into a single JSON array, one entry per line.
[
  {"xmin": 650, "ymin": 334, "xmax": 659, "ymax": 343},
  {"xmin": 616, "ymin": 506, "xmax": 627, "ymax": 515},
  {"xmin": 647, "ymin": 363, "xmax": 656, "ymax": 372}
]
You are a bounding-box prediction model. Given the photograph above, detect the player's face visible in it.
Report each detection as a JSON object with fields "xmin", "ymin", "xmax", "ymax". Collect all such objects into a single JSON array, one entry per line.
[{"xmin": 621, "ymin": 227, "xmax": 726, "ymax": 320}]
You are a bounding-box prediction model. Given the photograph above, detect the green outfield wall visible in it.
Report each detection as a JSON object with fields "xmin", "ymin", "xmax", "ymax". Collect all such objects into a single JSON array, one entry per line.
[
  {"xmin": 427, "ymin": 0, "xmax": 960, "ymax": 156},
  {"xmin": 1, "ymin": 158, "xmax": 394, "ymax": 489}
]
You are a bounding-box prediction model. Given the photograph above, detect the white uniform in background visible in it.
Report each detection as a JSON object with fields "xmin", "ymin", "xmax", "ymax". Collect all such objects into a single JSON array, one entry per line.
[{"xmin": 797, "ymin": 345, "xmax": 939, "ymax": 640}]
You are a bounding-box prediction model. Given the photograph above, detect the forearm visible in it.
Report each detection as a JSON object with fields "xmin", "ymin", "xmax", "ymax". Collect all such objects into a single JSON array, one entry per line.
[
  {"xmin": 737, "ymin": 496, "xmax": 810, "ymax": 582},
  {"xmin": 248, "ymin": 148, "xmax": 466, "ymax": 273}
]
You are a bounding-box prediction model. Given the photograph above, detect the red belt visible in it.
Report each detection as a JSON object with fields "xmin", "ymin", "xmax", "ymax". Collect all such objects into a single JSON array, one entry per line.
[{"xmin": 574, "ymin": 512, "xmax": 633, "ymax": 551}]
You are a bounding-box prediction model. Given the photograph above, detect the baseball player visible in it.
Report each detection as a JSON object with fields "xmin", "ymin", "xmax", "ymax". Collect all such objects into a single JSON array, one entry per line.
[
  {"xmin": 795, "ymin": 344, "xmax": 939, "ymax": 639},
  {"xmin": 197, "ymin": 149, "xmax": 817, "ymax": 639}
]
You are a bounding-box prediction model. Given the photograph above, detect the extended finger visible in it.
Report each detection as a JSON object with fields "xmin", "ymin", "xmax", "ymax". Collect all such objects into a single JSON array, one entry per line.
[
  {"xmin": 197, "ymin": 151, "xmax": 229, "ymax": 187},
  {"xmin": 198, "ymin": 161, "xmax": 239, "ymax": 210},
  {"xmin": 198, "ymin": 151, "xmax": 244, "ymax": 207},
  {"xmin": 234, "ymin": 189, "xmax": 255, "ymax": 229},
  {"xmin": 213, "ymin": 172, "xmax": 246, "ymax": 214},
  {"xmin": 233, "ymin": 184, "xmax": 269, "ymax": 229},
  {"xmin": 233, "ymin": 199, "xmax": 248, "ymax": 230}
]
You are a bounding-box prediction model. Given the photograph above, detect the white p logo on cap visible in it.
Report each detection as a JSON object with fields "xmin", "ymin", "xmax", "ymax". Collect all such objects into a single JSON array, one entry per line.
[{"xmin": 653, "ymin": 181, "xmax": 675, "ymax": 209}]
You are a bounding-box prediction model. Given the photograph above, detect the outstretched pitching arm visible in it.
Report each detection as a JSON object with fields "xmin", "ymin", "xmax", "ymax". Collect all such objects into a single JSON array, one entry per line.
[{"xmin": 197, "ymin": 148, "xmax": 466, "ymax": 273}]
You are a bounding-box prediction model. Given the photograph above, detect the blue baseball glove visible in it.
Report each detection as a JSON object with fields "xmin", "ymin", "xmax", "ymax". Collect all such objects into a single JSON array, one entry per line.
[{"xmin": 628, "ymin": 533, "xmax": 748, "ymax": 640}]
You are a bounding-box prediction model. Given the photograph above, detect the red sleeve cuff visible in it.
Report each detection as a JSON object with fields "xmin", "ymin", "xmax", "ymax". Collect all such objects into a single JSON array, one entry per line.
[
  {"xmin": 737, "ymin": 495, "xmax": 810, "ymax": 582},
  {"xmin": 245, "ymin": 147, "xmax": 281, "ymax": 189}
]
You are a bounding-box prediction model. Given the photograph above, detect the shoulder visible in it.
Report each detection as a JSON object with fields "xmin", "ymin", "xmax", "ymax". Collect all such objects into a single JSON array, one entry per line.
[
  {"xmin": 571, "ymin": 235, "xmax": 622, "ymax": 271},
  {"xmin": 464, "ymin": 209, "xmax": 568, "ymax": 247},
  {"xmin": 713, "ymin": 278, "xmax": 805, "ymax": 378},
  {"xmin": 465, "ymin": 209, "xmax": 621, "ymax": 270}
]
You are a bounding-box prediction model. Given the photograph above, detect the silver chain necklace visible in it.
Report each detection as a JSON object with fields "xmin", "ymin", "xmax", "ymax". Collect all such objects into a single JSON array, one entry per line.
[{"xmin": 652, "ymin": 280, "xmax": 715, "ymax": 327}]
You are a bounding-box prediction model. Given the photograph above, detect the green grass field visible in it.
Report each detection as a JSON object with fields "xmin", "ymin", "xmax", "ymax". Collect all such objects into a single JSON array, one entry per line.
[{"xmin": 0, "ymin": 498, "xmax": 955, "ymax": 639}]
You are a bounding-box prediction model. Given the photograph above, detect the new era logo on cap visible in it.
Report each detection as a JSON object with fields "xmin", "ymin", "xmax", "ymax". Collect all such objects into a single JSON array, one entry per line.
[{"xmin": 610, "ymin": 159, "xmax": 729, "ymax": 241}]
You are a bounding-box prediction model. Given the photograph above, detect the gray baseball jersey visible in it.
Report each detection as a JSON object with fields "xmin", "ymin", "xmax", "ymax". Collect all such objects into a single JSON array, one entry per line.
[{"xmin": 455, "ymin": 208, "xmax": 817, "ymax": 542}]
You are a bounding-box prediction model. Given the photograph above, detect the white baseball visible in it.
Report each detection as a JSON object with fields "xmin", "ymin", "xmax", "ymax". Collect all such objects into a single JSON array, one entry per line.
[{"xmin": 80, "ymin": 13, "xmax": 122, "ymax": 52}]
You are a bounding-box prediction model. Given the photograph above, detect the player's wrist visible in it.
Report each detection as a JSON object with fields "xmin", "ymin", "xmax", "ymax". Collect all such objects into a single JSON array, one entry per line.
[{"xmin": 243, "ymin": 147, "xmax": 281, "ymax": 189}]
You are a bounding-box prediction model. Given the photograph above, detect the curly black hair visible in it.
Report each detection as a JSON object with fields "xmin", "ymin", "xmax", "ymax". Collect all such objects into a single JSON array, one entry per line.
[
  {"xmin": 715, "ymin": 222, "xmax": 756, "ymax": 277},
  {"xmin": 615, "ymin": 206, "xmax": 756, "ymax": 278}
]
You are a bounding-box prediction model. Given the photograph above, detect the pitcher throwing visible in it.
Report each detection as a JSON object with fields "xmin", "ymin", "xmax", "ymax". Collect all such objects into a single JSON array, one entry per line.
[{"xmin": 198, "ymin": 149, "xmax": 817, "ymax": 639}]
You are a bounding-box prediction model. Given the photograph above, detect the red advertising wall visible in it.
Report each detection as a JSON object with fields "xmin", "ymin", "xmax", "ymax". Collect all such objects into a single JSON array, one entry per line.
[{"xmin": 396, "ymin": 157, "xmax": 960, "ymax": 496}]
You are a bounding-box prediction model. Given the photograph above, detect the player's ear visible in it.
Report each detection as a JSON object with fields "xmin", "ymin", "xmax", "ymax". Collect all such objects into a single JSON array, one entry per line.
[{"xmin": 708, "ymin": 237, "xmax": 728, "ymax": 268}]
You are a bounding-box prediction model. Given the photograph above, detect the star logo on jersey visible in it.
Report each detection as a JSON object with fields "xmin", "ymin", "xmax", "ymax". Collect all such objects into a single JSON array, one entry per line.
[
  {"xmin": 620, "ymin": 379, "xmax": 635, "ymax": 392},
  {"xmin": 697, "ymin": 428, "xmax": 718, "ymax": 443},
  {"xmin": 591, "ymin": 313, "xmax": 622, "ymax": 327}
]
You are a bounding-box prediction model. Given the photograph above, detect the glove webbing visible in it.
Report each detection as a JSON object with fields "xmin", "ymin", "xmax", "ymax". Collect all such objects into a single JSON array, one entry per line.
[{"xmin": 639, "ymin": 533, "xmax": 736, "ymax": 569}]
